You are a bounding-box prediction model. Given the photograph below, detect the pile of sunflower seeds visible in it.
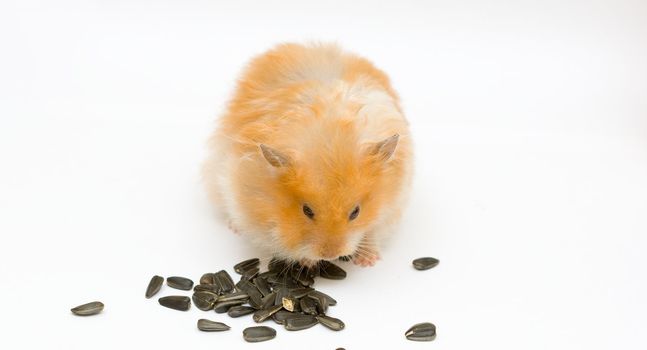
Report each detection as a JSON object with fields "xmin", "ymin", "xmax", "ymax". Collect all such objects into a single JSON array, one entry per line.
[
  {"xmin": 72, "ymin": 255, "xmax": 439, "ymax": 343},
  {"xmin": 145, "ymin": 257, "xmax": 347, "ymax": 342}
]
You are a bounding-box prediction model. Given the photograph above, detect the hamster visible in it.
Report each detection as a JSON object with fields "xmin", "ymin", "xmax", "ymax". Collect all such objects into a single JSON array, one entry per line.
[{"xmin": 203, "ymin": 43, "xmax": 413, "ymax": 267}]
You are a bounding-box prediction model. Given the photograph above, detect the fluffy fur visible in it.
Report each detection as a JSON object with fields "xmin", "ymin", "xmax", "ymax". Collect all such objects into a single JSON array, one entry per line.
[{"xmin": 203, "ymin": 43, "xmax": 413, "ymax": 267}]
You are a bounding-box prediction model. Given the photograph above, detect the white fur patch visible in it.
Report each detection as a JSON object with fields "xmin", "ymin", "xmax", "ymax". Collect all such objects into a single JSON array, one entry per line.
[{"xmin": 335, "ymin": 80, "xmax": 405, "ymax": 144}]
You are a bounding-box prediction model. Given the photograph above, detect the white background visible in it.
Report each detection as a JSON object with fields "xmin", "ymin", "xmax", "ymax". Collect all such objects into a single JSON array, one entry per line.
[{"xmin": 1, "ymin": 0, "xmax": 646, "ymax": 349}]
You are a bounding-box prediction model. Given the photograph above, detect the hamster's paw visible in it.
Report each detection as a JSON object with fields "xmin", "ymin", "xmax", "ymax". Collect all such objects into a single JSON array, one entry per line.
[{"xmin": 352, "ymin": 249, "xmax": 380, "ymax": 267}]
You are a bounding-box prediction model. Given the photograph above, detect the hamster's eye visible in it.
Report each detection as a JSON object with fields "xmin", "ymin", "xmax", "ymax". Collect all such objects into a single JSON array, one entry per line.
[
  {"xmin": 302, "ymin": 205, "xmax": 315, "ymax": 219},
  {"xmin": 349, "ymin": 205, "xmax": 360, "ymax": 221}
]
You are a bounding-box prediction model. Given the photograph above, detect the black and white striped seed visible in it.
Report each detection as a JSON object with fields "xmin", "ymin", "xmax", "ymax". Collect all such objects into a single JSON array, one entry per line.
[
  {"xmin": 227, "ymin": 305, "xmax": 256, "ymax": 318},
  {"xmin": 253, "ymin": 277, "xmax": 272, "ymax": 297},
  {"xmin": 316, "ymin": 315, "xmax": 345, "ymax": 331},
  {"xmin": 197, "ymin": 319, "xmax": 230, "ymax": 331},
  {"xmin": 166, "ymin": 276, "xmax": 194, "ymax": 291},
  {"xmin": 252, "ymin": 304, "xmax": 283, "ymax": 323},
  {"xmin": 158, "ymin": 296, "xmax": 191, "ymax": 311},
  {"xmin": 214, "ymin": 270, "xmax": 236, "ymax": 293},
  {"xmin": 214, "ymin": 299, "xmax": 245, "ymax": 313},
  {"xmin": 192, "ymin": 291, "xmax": 218, "ymax": 311},
  {"xmin": 145, "ymin": 275, "xmax": 164, "ymax": 298},
  {"xmin": 243, "ymin": 326, "xmax": 277, "ymax": 342},
  {"xmin": 318, "ymin": 261, "xmax": 347, "ymax": 280},
  {"xmin": 412, "ymin": 257, "xmax": 439, "ymax": 271},
  {"xmin": 71, "ymin": 301, "xmax": 104, "ymax": 316},
  {"xmin": 300, "ymin": 297, "xmax": 318, "ymax": 315},
  {"xmin": 234, "ymin": 258, "xmax": 260, "ymax": 274},
  {"xmin": 405, "ymin": 322, "xmax": 436, "ymax": 341},
  {"xmin": 284, "ymin": 314, "xmax": 318, "ymax": 331},
  {"xmin": 199, "ymin": 273, "xmax": 216, "ymax": 285}
]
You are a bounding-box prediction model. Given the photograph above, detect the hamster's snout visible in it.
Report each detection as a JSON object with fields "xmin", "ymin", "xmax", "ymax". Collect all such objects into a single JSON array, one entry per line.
[
  {"xmin": 317, "ymin": 243, "xmax": 342, "ymax": 260},
  {"xmin": 312, "ymin": 235, "xmax": 355, "ymax": 261}
]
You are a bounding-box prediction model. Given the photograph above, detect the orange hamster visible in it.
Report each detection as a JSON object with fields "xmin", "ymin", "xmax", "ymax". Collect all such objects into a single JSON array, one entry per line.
[{"xmin": 203, "ymin": 43, "xmax": 413, "ymax": 267}]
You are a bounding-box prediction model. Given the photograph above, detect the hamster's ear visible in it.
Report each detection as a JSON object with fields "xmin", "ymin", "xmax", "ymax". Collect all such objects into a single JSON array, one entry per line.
[
  {"xmin": 368, "ymin": 134, "xmax": 399, "ymax": 162},
  {"xmin": 259, "ymin": 144, "xmax": 291, "ymax": 167}
]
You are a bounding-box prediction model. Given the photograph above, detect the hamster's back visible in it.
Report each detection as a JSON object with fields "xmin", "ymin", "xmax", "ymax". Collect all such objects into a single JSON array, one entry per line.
[{"xmin": 218, "ymin": 43, "xmax": 403, "ymax": 146}]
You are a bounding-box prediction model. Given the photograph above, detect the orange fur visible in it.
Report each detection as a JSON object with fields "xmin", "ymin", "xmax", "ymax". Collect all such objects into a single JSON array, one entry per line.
[{"xmin": 203, "ymin": 43, "xmax": 413, "ymax": 266}]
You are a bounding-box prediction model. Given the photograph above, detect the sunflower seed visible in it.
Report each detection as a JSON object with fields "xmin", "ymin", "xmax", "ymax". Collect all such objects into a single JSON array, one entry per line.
[
  {"xmin": 253, "ymin": 304, "xmax": 283, "ymax": 323},
  {"xmin": 243, "ymin": 326, "xmax": 277, "ymax": 342},
  {"xmin": 197, "ymin": 319, "xmax": 231, "ymax": 332},
  {"xmin": 241, "ymin": 267, "xmax": 260, "ymax": 280},
  {"xmin": 290, "ymin": 265, "xmax": 315, "ymax": 286},
  {"xmin": 214, "ymin": 299, "xmax": 245, "ymax": 313},
  {"xmin": 286, "ymin": 263, "xmax": 299, "ymax": 276},
  {"xmin": 194, "ymin": 284, "xmax": 221, "ymax": 294},
  {"xmin": 268, "ymin": 273, "xmax": 300, "ymax": 288},
  {"xmin": 158, "ymin": 296, "xmax": 191, "ymax": 311},
  {"xmin": 307, "ymin": 290, "xmax": 337, "ymax": 306},
  {"xmin": 216, "ymin": 291, "xmax": 249, "ymax": 303},
  {"xmin": 412, "ymin": 257, "xmax": 439, "ymax": 271},
  {"xmin": 319, "ymin": 261, "xmax": 346, "ymax": 280},
  {"xmin": 300, "ymin": 297, "xmax": 318, "ymax": 315},
  {"xmin": 234, "ymin": 258, "xmax": 260, "ymax": 274},
  {"xmin": 266, "ymin": 274, "xmax": 280, "ymax": 285},
  {"xmin": 338, "ymin": 255, "xmax": 352, "ymax": 262},
  {"xmin": 253, "ymin": 277, "xmax": 272, "ymax": 296},
  {"xmin": 285, "ymin": 276, "xmax": 302, "ymax": 288},
  {"xmin": 307, "ymin": 292, "xmax": 328, "ymax": 314},
  {"xmin": 316, "ymin": 315, "xmax": 345, "ymax": 331},
  {"xmin": 145, "ymin": 275, "xmax": 164, "ymax": 298},
  {"xmin": 274, "ymin": 287, "xmax": 289, "ymax": 306},
  {"xmin": 70, "ymin": 301, "xmax": 104, "ymax": 316},
  {"xmin": 268, "ymin": 258, "xmax": 287, "ymax": 273},
  {"xmin": 288, "ymin": 287, "xmax": 314, "ymax": 299},
  {"xmin": 282, "ymin": 296, "xmax": 299, "ymax": 312},
  {"xmin": 272, "ymin": 310, "xmax": 300, "ymax": 325},
  {"xmin": 294, "ymin": 273, "xmax": 314, "ymax": 287},
  {"xmin": 167, "ymin": 276, "xmax": 194, "ymax": 290},
  {"xmin": 308, "ymin": 264, "xmax": 320, "ymax": 278},
  {"xmin": 215, "ymin": 270, "xmax": 236, "ymax": 293},
  {"xmin": 267, "ymin": 273, "xmax": 293, "ymax": 286},
  {"xmin": 405, "ymin": 322, "xmax": 436, "ymax": 341},
  {"xmin": 248, "ymin": 296, "xmax": 263, "ymax": 309},
  {"xmin": 192, "ymin": 291, "xmax": 218, "ymax": 311},
  {"xmin": 200, "ymin": 273, "xmax": 216, "ymax": 285},
  {"xmin": 261, "ymin": 291, "xmax": 277, "ymax": 309},
  {"xmin": 227, "ymin": 305, "xmax": 256, "ymax": 318},
  {"xmin": 284, "ymin": 314, "xmax": 318, "ymax": 331},
  {"xmin": 236, "ymin": 280, "xmax": 263, "ymax": 309}
]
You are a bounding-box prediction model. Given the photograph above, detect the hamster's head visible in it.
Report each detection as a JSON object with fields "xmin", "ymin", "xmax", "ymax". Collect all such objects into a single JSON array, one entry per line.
[{"xmin": 257, "ymin": 130, "xmax": 402, "ymax": 266}]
